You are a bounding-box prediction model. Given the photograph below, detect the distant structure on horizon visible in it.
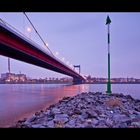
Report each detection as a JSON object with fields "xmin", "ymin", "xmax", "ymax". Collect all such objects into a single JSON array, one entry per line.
[
  {"xmin": 85, "ymin": 75, "xmax": 140, "ymax": 83},
  {"xmin": 0, "ymin": 72, "xmax": 140, "ymax": 84},
  {"xmin": 1, "ymin": 73, "xmax": 27, "ymax": 82},
  {"xmin": 0, "ymin": 72, "xmax": 73, "ymax": 84}
]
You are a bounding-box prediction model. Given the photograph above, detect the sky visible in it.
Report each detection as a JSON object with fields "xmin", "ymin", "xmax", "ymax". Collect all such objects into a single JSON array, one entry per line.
[{"xmin": 0, "ymin": 12, "xmax": 140, "ymax": 79}]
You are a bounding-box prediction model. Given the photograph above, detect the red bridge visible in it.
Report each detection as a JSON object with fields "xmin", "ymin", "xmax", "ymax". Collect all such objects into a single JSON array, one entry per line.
[{"xmin": 0, "ymin": 21, "xmax": 85, "ymax": 84}]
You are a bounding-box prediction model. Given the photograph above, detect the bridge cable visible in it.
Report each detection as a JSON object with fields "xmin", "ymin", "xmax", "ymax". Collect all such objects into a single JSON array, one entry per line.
[
  {"xmin": 23, "ymin": 12, "xmax": 55, "ymax": 57},
  {"xmin": 0, "ymin": 18, "xmax": 28, "ymax": 37}
]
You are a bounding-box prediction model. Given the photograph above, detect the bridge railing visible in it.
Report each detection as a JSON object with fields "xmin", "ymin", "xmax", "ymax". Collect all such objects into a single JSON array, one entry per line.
[
  {"xmin": 0, "ymin": 18, "xmax": 52, "ymax": 56},
  {"xmin": 0, "ymin": 18, "xmax": 79, "ymax": 74}
]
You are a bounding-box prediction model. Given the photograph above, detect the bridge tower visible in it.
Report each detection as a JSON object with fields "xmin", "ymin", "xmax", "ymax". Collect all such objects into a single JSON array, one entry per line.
[
  {"xmin": 73, "ymin": 65, "xmax": 81, "ymax": 74},
  {"xmin": 73, "ymin": 65, "xmax": 82, "ymax": 84},
  {"xmin": 73, "ymin": 77, "xmax": 83, "ymax": 84}
]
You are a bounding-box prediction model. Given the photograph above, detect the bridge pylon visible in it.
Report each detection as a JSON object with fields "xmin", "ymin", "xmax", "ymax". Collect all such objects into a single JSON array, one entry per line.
[{"xmin": 73, "ymin": 77, "xmax": 83, "ymax": 84}]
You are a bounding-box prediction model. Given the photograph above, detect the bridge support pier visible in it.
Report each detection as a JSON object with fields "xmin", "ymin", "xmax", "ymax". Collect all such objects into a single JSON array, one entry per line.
[{"xmin": 73, "ymin": 78, "xmax": 83, "ymax": 84}]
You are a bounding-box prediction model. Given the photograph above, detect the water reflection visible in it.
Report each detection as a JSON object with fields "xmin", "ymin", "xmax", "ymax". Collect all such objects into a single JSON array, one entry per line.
[{"xmin": 0, "ymin": 84, "xmax": 88, "ymax": 127}]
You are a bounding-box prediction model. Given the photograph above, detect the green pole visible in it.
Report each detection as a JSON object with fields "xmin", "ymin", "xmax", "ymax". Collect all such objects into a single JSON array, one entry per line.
[{"xmin": 106, "ymin": 15, "xmax": 112, "ymax": 95}]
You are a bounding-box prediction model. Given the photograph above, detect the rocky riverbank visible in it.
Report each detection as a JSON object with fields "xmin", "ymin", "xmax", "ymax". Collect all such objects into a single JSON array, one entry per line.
[{"xmin": 13, "ymin": 92, "xmax": 140, "ymax": 128}]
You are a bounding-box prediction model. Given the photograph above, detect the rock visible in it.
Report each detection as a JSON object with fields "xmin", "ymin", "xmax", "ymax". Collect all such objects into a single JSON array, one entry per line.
[
  {"xmin": 126, "ymin": 95, "xmax": 134, "ymax": 100},
  {"xmin": 130, "ymin": 114, "xmax": 137, "ymax": 120},
  {"xmin": 39, "ymin": 126, "xmax": 46, "ymax": 128},
  {"xmin": 99, "ymin": 114, "xmax": 107, "ymax": 118},
  {"xmin": 134, "ymin": 106, "xmax": 140, "ymax": 112},
  {"xmin": 105, "ymin": 111, "xmax": 114, "ymax": 116},
  {"xmin": 92, "ymin": 119, "xmax": 99, "ymax": 126},
  {"xmin": 105, "ymin": 98, "xmax": 122, "ymax": 107},
  {"xmin": 81, "ymin": 112, "xmax": 88, "ymax": 119},
  {"xmin": 32, "ymin": 124, "xmax": 43, "ymax": 128},
  {"xmin": 95, "ymin": 106, "xmax": 105, "ymax": 114},
  {"xmin": 35, "ymin": 112, "xmax": 40, "ymax": 116},
  {"xmin": 128, "ymin": 110, "xmax": 134, "ymax": 115},
  {"xmin": 24, "ymin": 115, "xmax": 36, "ymax": 125},
  {"xmin": 131, "ymin": 122, "xmax": 140, "ymax": 127},
  {"xmin": 121, "ymin": 109, "xmax": 130, "ymax": 116},
  {"xmin": 43, "ymin": 110, "xmax": 51, "ymax": 115},
  {"xmin": 44, "ymin": 120, "xmax": 55, "ymax": 128},
  {"xmin": 106, "ymin": 107, "xmax": 111, "ymax": 110},
  {"xmin": 62, "ymin": 96, "xmax": 70, "ymax": 101},
  {"xmin": 51, "ymin": 108, "xmax": 61, "ymax": 114},
  {"xmin": 96, "ymin": 124, "xmax": 108, "ymax": 128},
  {"xmin": 110, "ymin": 111, "xmax": 114, "ymax": 114},
  {"xmin": 84, "ymin": 124, "xmax": 93, "ymax": 128},
  {"xmin": 135, "ymin": 99, "xmax": 140, "ymax": 102},
  {"xmin": 59, "ymin": 97, "xmax": 71, "ymax": 104},
  {"xmin": 95, "ymin": 92, "xmax": 102, "ymax": 94},
  {"xmin": 86, "ymin": 110, "xmax": 98, "ymax": 118},
  {"xmin": 106, "ymin": 118, "xmax": 113, "ymax": 126},
  {"xmin": 20, "ymin": 124, "xmax": 30, "ymax": 128},
  {"xmin": 116, "ymin": 123, "xmax": 128, "ymax": 128},
  {"xmin": 133, "ymin": 111, "xmax": 140, "ymax": 115},
  {"xmin": 77, "ymin": 103, "xmax": 85, "ymax": 109},
  {"xmin": 121, "ymin": 98, "xmax": 128, "ymax": 103},
  {"xmin": 74, "ymin": 108, "xmax": 82, "ymax": 115},
  {"xmin": 38, "ymin": 113, "xmax": 46, "ymax": 118},
  {"xmin": 65, "ymin": 124, "xmax": 74, "ymax": 128},
  {"xmin": 54, "ymin": 114, "xmax": 69, "ymax": 124},
  {"xmin": 66, "ymin": 119, "xmax": 76, "ymax": 127},
  {"xmin": 128, "ymin": 125, "xmax": 137, "ymax": 128},
  {"xmin": 86, "ymin": 119, "xmax": 92, "ymax": 123},
  {"xmin": 54, "ymin": 121, "xmax": 65, "ymax": 128},
  {"xmin": 113, "ymin": 93, "xmax": 124, "ymax": 98},
  {"xmin": 131, "ymin": 115, "xmax": 140, "ymax": 122},
  {"xmin": 85, "ymin": 98, "xmax": 93, "ymax": 103},
  {"xmin": 76, "ymin": 115, "xmax": 86, "ymax": 122},
  {"xmin": 17, "ymin": 118, "xmax": 26, "ymax": 124},
  {"xmin": 96, "ymin": 100, "xmax": 104, "ymax": 104},
  {"xmin": 77, "ymin": 124, "xmax": 87, "ymax": 128},
  {"xmin": 113, "ymin": 114, "xmax": 131, "ymax": 123}
]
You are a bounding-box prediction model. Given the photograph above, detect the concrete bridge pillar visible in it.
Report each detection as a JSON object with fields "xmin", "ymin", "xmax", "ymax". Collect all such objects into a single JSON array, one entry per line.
[{"xmin": 73, "ymin": 78, "xmax": 83, "ymax": 84}]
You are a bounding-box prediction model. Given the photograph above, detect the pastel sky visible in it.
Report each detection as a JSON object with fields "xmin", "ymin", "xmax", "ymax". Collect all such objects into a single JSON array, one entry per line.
[{"xmin": 0, "ymin": 12, "xmax": 140, "ymax": 79}]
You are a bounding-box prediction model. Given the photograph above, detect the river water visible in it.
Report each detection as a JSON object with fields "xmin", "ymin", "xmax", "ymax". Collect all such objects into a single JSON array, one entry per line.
[{"xmin": 0, "ymin": 84, "xmax": 140, "ymax": 127}]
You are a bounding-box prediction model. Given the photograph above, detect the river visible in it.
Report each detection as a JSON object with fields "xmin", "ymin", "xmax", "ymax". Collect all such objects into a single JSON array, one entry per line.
[{"xmin": 0, "ymin": 84, "xmax": 140, "ymax": 127}]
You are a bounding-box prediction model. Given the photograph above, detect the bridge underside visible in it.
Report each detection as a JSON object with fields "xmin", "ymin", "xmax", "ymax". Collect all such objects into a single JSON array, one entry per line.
[
  {"xmin": 0, "ymin": 43, "xmax": 74, "ymax": 78},
  {"xmin": 0, "ymin": 43, "xmax": 85, "ymax": 84},
  {"xmin": 0, "ymin": 43, "xmax": 66, "ymax": 75},
  {"xmin": 0, "ymin": 44, "xmax": 84, "ymax": 84},
  {"xmin": 0, "ymin": 23, "xmax": 85, "ymax": 84}
]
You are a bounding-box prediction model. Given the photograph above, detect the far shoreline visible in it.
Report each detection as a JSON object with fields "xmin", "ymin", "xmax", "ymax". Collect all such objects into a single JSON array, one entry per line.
[{"xmin": 0, "ymin": 82, "xmax": 140, "ymax": 84}]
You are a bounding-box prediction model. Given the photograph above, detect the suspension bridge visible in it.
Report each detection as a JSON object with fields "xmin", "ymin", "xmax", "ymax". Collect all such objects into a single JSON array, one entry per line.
[{"xmin": 0, "ymin": 15, "xmax": 85, "ymax": 84}]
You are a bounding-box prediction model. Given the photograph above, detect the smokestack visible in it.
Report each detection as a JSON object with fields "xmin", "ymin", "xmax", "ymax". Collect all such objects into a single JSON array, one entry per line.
[{"xmin": 8, "ymin": 58, "xmax": 10, "ymax": 74}]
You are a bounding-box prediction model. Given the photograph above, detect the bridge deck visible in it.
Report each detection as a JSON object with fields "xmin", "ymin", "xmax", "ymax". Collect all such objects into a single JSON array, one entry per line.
[{"xmin": 0, "ymin": 21, "xmax": 85, "ymax": 81}]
